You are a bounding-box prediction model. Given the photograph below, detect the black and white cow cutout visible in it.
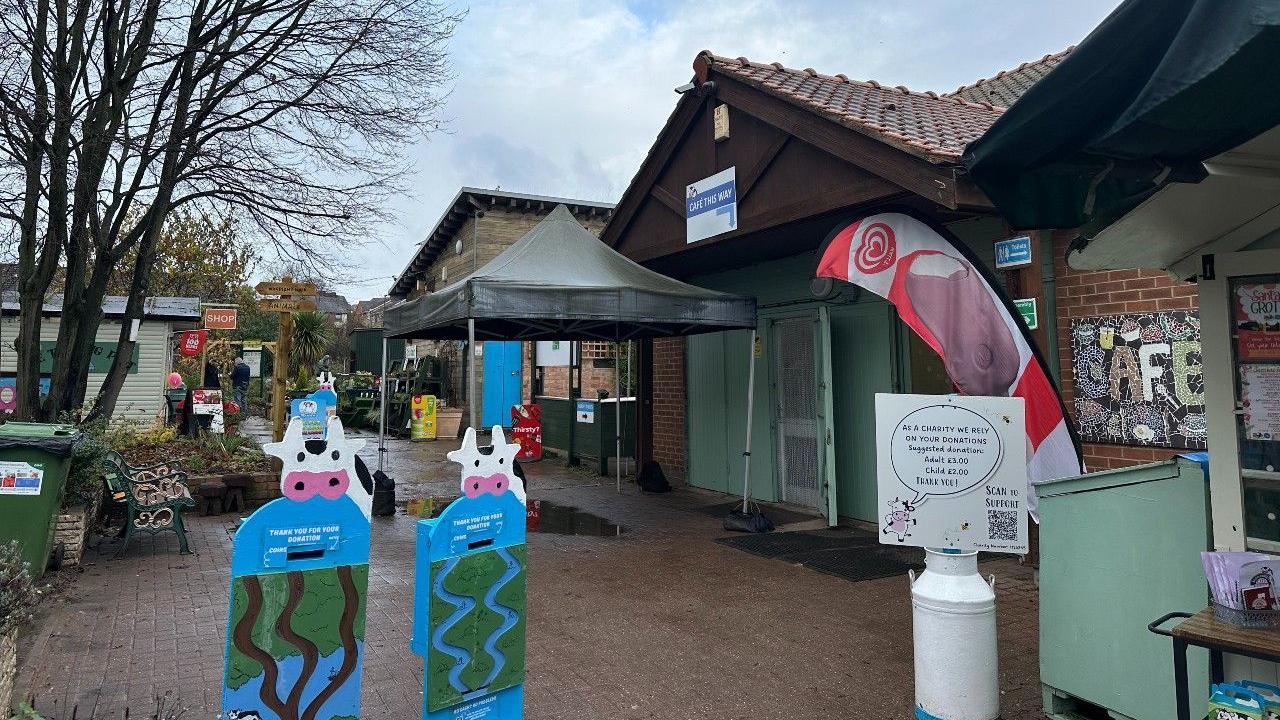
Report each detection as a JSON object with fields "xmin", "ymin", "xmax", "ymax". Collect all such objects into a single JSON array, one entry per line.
[
  {"xmin": 263, "ymin": 416, "xmax": 372, "ymax": 519},
  {"xmin": 447, "ymin": 425, "xmax": 526, "ymax": 506}
]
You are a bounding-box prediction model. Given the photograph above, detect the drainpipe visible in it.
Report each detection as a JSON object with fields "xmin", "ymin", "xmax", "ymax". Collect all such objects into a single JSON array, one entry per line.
[{"xmin": 1039, "ymin": 230, "xmax": 1061, "ymax": 383}]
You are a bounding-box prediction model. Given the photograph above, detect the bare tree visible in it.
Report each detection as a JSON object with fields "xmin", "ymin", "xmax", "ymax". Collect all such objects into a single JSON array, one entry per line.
[{"xmin": 0, "ymin": 0, "xmax": 459, "ymax": 420}]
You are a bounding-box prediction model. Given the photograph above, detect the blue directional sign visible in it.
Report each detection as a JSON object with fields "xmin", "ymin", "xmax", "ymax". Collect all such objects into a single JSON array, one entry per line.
[
  {"xmin": 686, "ymin": 167, "xmax": 737, "ymax": 244},
  {"xmin": 995, "ymin": 236, "xmax": 1033, "ymax": 269}
]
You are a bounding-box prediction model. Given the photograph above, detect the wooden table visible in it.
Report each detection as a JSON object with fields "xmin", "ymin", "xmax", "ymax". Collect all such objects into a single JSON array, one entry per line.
[{"xmin": 1150, "ymin": 608, "xmax": 1280, "ymax": 720}]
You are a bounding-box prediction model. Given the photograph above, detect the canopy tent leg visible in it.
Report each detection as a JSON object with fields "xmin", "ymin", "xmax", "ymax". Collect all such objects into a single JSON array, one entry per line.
[
  {"xmin": 468, "ymin": 319, "xmax": 477, "ymax": 432},
  {"xmin": 615, "ymin": 340, "xmax": 622, "ymax": 493},
  {"xmin": 378, "ymin": 336, "xmax": 388, "ymax": 473},
  {"xmin": 741, "ymin": 329, "xmax": 757, "ymax": 513}
]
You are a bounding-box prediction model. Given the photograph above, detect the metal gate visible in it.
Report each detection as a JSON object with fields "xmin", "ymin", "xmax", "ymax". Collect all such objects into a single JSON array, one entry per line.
[{"xmin": 772, "ymin": 316, "xmax": 820, "ymax": 509}]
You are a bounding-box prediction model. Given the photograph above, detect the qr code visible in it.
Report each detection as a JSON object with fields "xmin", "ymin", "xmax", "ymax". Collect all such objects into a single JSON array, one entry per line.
[{"xmin": 987, "ymin": 509, "xmax": 1018, "ymax": 541}]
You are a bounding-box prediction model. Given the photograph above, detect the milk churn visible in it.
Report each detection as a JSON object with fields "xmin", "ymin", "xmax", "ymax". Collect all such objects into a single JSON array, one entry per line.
[{"xmin": 909, "ymin": 548, "xmax": 999, "ymax": 720}]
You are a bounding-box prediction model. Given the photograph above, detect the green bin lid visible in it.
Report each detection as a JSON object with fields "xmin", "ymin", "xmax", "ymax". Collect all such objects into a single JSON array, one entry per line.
[{"xmin": 0, "ymin": 421, "xmax": 81, "ymax": 457}]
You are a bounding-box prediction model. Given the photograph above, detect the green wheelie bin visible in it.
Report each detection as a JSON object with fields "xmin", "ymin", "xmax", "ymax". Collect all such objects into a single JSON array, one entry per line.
[{"xmin": 0, "ymin": 422, "xmax": 81, "ymax": 580}]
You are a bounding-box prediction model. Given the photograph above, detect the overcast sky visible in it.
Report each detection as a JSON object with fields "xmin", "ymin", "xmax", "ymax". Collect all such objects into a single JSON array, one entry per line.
[{"xmin": 337, "ymin": 0, "xmax": 1121, "ymax": 301}]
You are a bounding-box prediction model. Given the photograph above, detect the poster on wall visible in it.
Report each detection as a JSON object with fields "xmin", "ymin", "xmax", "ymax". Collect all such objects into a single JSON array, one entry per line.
[
  {"xmin": 1241, "ymin": 364, "xmax": 1280, "ymax": 441},
  {"xmin": 875, "ymin": 393, "xmax": 1028, "ymax": 553},
  {"xmin": 1235, "ymin": 282, "xmax": 1280, "ymax": 360},
  {"xmin": 1070, "ymin": 312, "xmax": 1205, "ymax": 448}
]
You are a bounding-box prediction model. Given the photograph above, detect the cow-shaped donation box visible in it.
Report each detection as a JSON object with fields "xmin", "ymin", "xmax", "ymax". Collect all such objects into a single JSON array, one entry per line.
[
  {"xmin": 222, "ymin": 416, "xmax": 372, "ymax": 720},
  {"xmin": 412, "ymin": 426, "xmax": 527, "ymax": 720}
]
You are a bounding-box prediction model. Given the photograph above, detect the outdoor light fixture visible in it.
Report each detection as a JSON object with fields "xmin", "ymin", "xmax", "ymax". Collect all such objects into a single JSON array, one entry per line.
[{"xmin": 674, "ymin": 81, "xmax": 696, "ymax": 94}]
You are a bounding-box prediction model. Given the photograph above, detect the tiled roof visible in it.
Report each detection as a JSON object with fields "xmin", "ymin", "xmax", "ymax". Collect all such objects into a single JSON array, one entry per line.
[
  {"xmin": 314, "ymin": 292, "xmax": 352, "ymax": 315},
  {"xmin": 698, "ymin": 51, "xmax": 1005, "ymax": 163},
  {"xmin": 946, "ymin": 47, "xmax": 1074, "ymax": 108}
]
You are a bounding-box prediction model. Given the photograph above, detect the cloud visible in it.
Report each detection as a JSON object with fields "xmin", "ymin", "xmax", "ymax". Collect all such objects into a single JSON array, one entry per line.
[{"xmin": 340, "ymin": 0, "xmax": 1119, "ymax": 300}]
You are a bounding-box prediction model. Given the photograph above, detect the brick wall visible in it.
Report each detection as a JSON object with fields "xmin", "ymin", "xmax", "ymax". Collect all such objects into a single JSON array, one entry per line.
[
  {"xmin": 651, "ymin": 337, "xmax": 686, "ymax": 479},
  {"xmin": 1051, "ymin": 231, "xmax": 1201, "ymax": 470}
]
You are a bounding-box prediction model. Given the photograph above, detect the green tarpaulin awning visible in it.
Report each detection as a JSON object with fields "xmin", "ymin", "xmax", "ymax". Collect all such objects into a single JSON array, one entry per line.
[{"xmin": 962, "ymin": 0, "xmax": 1280, "ymax": 233}]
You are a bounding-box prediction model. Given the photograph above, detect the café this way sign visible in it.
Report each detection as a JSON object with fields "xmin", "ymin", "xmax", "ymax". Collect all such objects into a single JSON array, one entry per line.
[
  {"xmin": 876, "ymin": 393, "xmax": 1027, "ymax": 553},
  {"xmin": 686, "ymin": 167, "xmax": 737, "ymax": 244}
]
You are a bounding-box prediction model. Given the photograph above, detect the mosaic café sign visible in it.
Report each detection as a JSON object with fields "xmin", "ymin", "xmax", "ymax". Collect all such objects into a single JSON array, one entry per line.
[{"xmin": 1070, "ymin": 312, "xmax": 1205, "ymax": 449}]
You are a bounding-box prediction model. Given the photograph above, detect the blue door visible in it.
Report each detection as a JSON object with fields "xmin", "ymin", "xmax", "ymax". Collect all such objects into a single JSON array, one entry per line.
[{"xmin": 482, "ymin": 341, "xmax": 523, "ymax": 427}]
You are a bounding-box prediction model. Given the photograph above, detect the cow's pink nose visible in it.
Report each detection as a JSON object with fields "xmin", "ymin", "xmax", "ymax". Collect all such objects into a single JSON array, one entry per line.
[{"xmin": 281, "ymin": 469, "xmax": 351, "ymax": 502}]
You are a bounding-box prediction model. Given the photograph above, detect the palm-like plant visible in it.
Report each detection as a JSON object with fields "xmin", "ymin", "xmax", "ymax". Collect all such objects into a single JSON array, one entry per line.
[{"xmin": 290, "ymin": 310, "xmax": 334, "ymax": 375}]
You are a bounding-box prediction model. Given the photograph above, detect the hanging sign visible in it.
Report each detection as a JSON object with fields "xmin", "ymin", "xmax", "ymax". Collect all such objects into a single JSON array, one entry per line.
[
  {"xmin": 686, "ymin": 166, "xmax": 737, "ymax": 244},
  {"xmin": 178, "ymin": 330, "xmax": 207, "ymax": 358},
  {"xmin": 994, "ymin": 236, "xmax": 1033, "ymax": 269},
  {"xmin": 203, "ymin": 307, "xmax": 238, "ymax": 330},
  {"xmin": 1235, "ymin": 282, "xmax": 1280, "ymax": 360},
  {"xmin": 1070, "ymin": 313, "xmax": 1205, "ymax": 448},
  {"xmin": 0, "ymin": 461, "xmax": 44, "ymax": 496},
  {"xmin": 876, "ymin": 393, "xmax": 1028, "ymax": 553}
]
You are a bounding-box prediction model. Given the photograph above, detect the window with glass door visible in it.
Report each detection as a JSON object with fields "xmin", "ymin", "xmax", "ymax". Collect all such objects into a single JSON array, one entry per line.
[{"xmin": 1229, "ymin": 275, "xmax": 1280, "ymax": 549}]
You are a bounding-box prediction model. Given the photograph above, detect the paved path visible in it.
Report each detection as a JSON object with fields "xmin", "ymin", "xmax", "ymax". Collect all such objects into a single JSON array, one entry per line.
[{"xmin": 14, "ymin": 442, "xmax": 1045, "ymax": 719}]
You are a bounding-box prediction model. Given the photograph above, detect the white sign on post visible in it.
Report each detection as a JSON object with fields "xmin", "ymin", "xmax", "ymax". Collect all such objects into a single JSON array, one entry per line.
[{"xmin": 876, "ymin": 393, "xmax": 1027, "ymax": 553}]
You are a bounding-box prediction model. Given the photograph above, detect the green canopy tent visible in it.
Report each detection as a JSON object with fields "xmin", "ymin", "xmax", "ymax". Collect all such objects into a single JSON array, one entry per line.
[{"xmin": 962, "ymin": 0, "xmax": 1280, "ymax": 236}]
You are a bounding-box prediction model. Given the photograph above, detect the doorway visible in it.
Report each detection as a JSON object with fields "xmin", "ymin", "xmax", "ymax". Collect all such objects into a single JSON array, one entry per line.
[
  {"xmin": 771, "ymin": 316, "xmax": 821, "ymax": 510},
  {"xmin": 482, "ymin": 341, "xmax": 523, "ymax": 427}
]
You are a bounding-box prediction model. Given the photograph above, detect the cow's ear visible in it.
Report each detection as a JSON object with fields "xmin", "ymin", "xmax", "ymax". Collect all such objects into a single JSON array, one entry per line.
[{"xmin": 263, "ymin": 418, "xmax": 304, "ymax": 460}]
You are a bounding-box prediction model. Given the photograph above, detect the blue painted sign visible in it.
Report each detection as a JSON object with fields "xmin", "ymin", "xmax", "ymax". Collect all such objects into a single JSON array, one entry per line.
[
  {"xmin": 413, "ymin": 427, "xmax": 527, "ymax": 720},
  {"xmin": 290, "ymin": 392, "xmax": 334, "ymax": 439},
  {"xmin": 994, "ymin": 235, "xmax": 1033, "ymax": 269},
  {"xmin": 222, "ymin": 417, "xmax": 372, "ymax": 720},
  {"xmin": 686, "ymin": 166, "xmax": 737, "ymax": 244},
  {"xmin": 575, "ymin": 400, "xmax": 595, "ymax": 423}
]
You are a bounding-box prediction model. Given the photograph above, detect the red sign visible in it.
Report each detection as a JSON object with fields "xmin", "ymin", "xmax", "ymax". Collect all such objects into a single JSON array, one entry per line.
[
  {"xmin": 1235, "ymin": 282, "xmax": 1280, "ymax": 360},
  {"xmin": 178, "ymin": 329, "xmax": 207, "ymax": 357},
  {"xmin": 203, "ymin": 307, "xmax": 237, "ymax": 330},
  {"xmin": 511, "ymin": 403, "xmax": 542, "ymax": 461}
]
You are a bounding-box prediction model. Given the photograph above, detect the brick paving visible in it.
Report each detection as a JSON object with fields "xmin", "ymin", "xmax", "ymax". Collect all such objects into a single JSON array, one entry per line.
[{"xmin": 14, "ymin": 435, "xmax": 1046, "ymax": 719}]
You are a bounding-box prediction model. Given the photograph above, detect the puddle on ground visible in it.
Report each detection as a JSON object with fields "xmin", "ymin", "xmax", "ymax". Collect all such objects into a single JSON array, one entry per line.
[
  {"xmin": 529, "ymin": 500, "xmax": 624, "ymax": 537},
  {"xmin": 399, "ymin": 497, "xmax": 625, "ymax": 536}
]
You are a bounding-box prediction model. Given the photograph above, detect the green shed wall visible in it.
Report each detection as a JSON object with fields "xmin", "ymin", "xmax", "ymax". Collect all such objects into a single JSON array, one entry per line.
[{"xmin": 680, "ymin": 219, "xmax": 1005, "ymax": 523}]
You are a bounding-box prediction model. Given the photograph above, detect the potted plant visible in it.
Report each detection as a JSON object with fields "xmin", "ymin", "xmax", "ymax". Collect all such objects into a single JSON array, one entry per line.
[{"xmin": 0, "ymin": 540, "xmax": 41, "ymax": 713}]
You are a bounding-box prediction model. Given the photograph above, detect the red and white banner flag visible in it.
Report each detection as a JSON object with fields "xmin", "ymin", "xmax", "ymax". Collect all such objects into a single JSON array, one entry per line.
[
  {"xmin": 816, "ymin": 212, "xmax": 1080, "ymax": 513},
  {"xmin": 178, "ymin": 329, "xmax": 207, "ymax": 358}
]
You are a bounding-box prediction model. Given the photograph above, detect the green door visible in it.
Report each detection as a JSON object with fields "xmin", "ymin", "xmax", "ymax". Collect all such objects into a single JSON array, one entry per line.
[
  {"xmin": 830, "ymin": 302, "xmax": 896, "ymax": 522},
  {"xmin": 685, "ymin": 333, "xmax": 730, "ymax": 494}
]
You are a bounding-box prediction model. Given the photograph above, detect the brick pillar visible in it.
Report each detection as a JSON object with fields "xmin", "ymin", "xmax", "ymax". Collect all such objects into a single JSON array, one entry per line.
[{"xmin": 651, "ymin": 337, "xmax": 686, "ymax": 481}]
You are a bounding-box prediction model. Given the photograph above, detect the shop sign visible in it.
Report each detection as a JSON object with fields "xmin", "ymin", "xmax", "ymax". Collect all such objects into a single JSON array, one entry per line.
[
  {"xmin": 1235, "ymin": 282, "xmax": 1280, "ymax": 360},
  {"xmin": 575, "ymin": 400, "xmax": 594, "ymax": 423},
  {"xmin": 994, "ymin": 236, "xmax": 1033, "ymax": 268},
  {"xmin": 1013, "ymin": 298, "xmax": 1038, "ymax": 330},
  {"xmin": 203, "ymin": 306, "xmax": 237, "ymax": 330},
  {"xmin": 686, "ymin": 166, "xmax": 737, "ymax": 244},
  {"xmin": 876, "ymin": 393, "xmax": 1028, "ymax": 553},
  {"xmin": 0, "ymin": 461, "xmax": 43, "ymax": 496},
  {"xmin": 1069, "ymin": 312, "xmax": 1205, "ymax": 448}
]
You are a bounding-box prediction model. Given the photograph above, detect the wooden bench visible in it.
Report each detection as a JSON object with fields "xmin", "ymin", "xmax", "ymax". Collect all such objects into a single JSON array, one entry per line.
[{"xmin": 102, "ymin": 451, "xmax": 196, "ymax": 557}]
